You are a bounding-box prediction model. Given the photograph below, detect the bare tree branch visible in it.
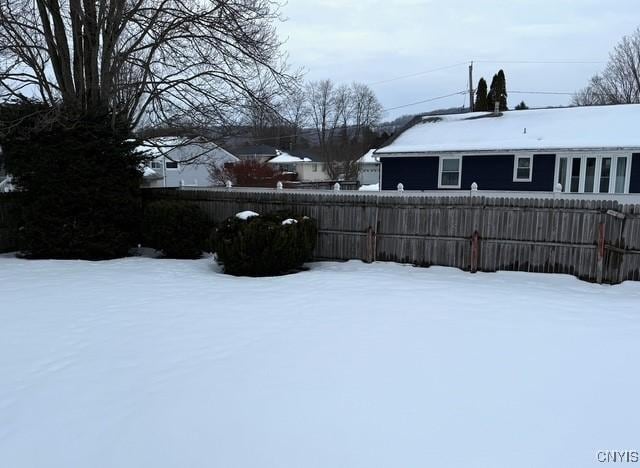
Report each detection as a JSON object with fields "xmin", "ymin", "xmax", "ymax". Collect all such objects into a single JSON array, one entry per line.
[
  {"xmin": 573, "ymin": 27, "xmax": 640, "ymax": 106},
  {"xmin": 0, "ymin": 0, "xmax": 298, "ymax": 138}
]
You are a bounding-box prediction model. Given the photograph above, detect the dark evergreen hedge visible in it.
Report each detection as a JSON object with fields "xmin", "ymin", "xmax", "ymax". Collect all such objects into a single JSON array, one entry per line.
[
  {"xmin": 142, "ymin": 201, "xmax": 209, "ymax": 259},
  {"xmin": 0, "ymin": 102, "xmax": 144, "ymax": 260},
  {"xmin": 214, "ymin": 211, "xmax": 317, "ymax": 276}
]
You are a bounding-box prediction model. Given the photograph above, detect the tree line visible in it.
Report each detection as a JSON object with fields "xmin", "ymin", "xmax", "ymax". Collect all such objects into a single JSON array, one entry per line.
[{"xmin": 242, "ymin": 79, "xmax": 384, "ymax": 178}]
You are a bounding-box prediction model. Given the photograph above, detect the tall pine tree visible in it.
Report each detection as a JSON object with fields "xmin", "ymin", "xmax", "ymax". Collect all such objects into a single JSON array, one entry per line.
[
  {"xmin": 497, "ymin": 69, "xmax": 508, "ymax": 111},
  {"xmin": 475, "ymin": 78, "xmax": 488, "ymax": 111},
  {"xmin": 487, "ymin": 74, "xmax": 498, "ymax": 111}
]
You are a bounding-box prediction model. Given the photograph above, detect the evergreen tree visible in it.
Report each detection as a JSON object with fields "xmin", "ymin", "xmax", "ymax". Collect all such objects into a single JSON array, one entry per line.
[
  {"xmin": 487, "ymin": 74, "xmax": 498, "ymax": 111},
  {"xmin": 474, "ymin": 78, "xmax": 488, "ymax": 111},
  {"xmin": 497, "ymin": 69, "xmax": 508, "ymax": 110},
  {"xmin": 515, "ymin": 101, "xmax": 529, "ymax": 110}
]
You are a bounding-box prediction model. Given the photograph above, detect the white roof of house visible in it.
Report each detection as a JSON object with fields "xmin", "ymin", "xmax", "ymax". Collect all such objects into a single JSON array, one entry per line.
[
  {"xmin": 267, "ymin": 151, "xmax": 312, "ymax": 164},
  {"xmin": 358, "ymin": 149, "xmax": 378, "ymax": 164},
  {"xmin": 376, "ymin": 104, "xmax": 640, "ymax": 155},
  {"xmin": 137, "ymin": 137, "xmax": 239, "ymax": 168}
]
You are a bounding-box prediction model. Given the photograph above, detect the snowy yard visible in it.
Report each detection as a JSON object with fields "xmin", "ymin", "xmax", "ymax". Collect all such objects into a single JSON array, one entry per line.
[{"xmin": 1, "ymin": 255, "xmax": 639, "ymax": 467}]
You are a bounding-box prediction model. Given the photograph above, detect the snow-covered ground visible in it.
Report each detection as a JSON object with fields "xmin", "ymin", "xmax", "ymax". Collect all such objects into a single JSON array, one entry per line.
[{"xmin": 1, "ymin": 255, "xmax": 639, "ymax": 467}]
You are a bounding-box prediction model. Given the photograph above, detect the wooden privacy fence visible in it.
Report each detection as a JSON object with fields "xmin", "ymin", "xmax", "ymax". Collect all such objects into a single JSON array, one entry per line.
[{"xmin": 145, "ymin": 188, "xmax": 640, "ymax": 284}]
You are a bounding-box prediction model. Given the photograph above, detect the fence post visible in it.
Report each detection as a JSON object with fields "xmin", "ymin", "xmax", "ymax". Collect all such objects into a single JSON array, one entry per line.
[
  {"xmin": 366, "ymin": 226, "xmax": 376, "ymax": 263},
  {"xmin": 470, "ymin": 230, "xmax": 480, "ymax": 273},
  {"xmin": 597, "ymin": 222, "xmax": 605, "ymax": 284}
]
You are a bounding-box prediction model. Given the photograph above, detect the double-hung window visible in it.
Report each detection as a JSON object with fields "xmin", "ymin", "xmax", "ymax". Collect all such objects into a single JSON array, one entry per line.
[
  {"xmin": 439, "ymin": 157, "xmax": 461, "ymax": 188},
  {"xmin": 513, "ymin": 156, "xmax": 532, "ymax": 182}
]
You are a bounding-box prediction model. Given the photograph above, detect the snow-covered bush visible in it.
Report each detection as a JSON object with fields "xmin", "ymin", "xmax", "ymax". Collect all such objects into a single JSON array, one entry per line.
[
  {"xmin": 214, "ymin": 211, "xmax": 317, "ymax": 276},
  {"xmin": 142, "ymin": 201, "xmax": 210, "ymax": 259}
]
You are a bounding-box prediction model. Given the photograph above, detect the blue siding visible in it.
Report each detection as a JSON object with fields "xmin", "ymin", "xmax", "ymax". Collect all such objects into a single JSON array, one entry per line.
[
  {"xmin": 630, "ymin": 153, "xmax": 640, "ymax": 193},
  {"xmin": 461, "ymin": 154, "xmax": 555, "ymax": 191},
  {"xmin": 380, "ymin": 157, "xmax": 439, "ymax": 190},
  {"xmin": 381, "ymin": 154, "xmax": 556, "ymax": 191}
]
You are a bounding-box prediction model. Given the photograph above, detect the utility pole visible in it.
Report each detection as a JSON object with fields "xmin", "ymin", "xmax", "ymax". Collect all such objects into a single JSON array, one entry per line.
[{"xmin": 468, "ymin": 61, "xmax": 474, "ymax": 112}]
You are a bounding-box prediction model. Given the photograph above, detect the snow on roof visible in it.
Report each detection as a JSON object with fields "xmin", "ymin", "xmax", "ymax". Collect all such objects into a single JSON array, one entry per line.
[
  {"xmin": 138, "ymin": 137, "xmax": 239, "ymax": 167},
  {"xmin": 376, "ymin": 104, "xmax": 640, "ymax": 154},
  {"xmin": 358, "ymin": 149, "xmax": 378, "ymax": 164},
  {"xmin": 267, "ymin": 151, "xmax": 312, "ymax": 164}
]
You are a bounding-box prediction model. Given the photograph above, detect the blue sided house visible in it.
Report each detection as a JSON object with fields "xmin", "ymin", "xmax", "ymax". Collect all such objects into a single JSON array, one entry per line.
[{"xmin": 376, "ymin": 104, "xmax": 640, "ymax": 194}]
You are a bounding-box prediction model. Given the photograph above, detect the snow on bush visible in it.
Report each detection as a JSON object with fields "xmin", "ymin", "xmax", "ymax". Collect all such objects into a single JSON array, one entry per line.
[{"xmin": 236, "ymin": 211, "xmax": 259, "ymax": 220}]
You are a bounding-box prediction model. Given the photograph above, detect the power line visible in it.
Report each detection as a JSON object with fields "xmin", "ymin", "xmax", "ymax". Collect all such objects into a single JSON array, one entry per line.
[
  {"xmin": 383, "ymin": 91, "xmax": 467, "ymax": 112},
  {"xmin": 510, "ymin": 90, "xmax": 576, "ymax": 96},
  {"xmin": 367, "ymin": 62, "xmax": 469, "ymax": 86},
  {"xmin": 475, "ymin": 59, "xmax": 605, "ymax": 65},
  {"xmin": 367, "ymin": 59, "xmax": 604, "ymax": 88}
]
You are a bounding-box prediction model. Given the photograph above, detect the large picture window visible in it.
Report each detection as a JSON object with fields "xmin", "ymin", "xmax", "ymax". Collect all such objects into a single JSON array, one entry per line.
[
  {"xmin": 556, "ymin": 154, "xmax": 630, "ymax": 194},
  {"xmin": 439, "ymin": 157, "xmax": 461, "ymax": 188}
]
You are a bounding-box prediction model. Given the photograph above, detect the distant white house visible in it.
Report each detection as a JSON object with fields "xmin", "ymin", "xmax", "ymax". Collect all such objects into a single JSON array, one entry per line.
[
  {"xmin": 357, "ymin": 149, "xmax": 380, "ymax": 186},
  {"xmin": 266, "ymin": 150, "xmax": 312, "ymax": 173},
  {"xmin": 266, "ymin": 150, "xmax": 332, "ymax": 182},
  {"xmin": 140, "ymin": 138, "xmax": 238, "ymax": 188},
  {"xmin": 295, "ymin": 160, "xmax": 331, "ymax": 182}
]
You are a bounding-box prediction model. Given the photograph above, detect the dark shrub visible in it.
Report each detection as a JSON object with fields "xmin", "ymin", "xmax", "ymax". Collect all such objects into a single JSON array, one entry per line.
[
  {"xmin": 0, "ymin": 192, "xmax": 22, "ymax": 254},
  {"xmin": 0, "ymin": 102, "xmax": 143, "ymax": 260},
  {"xmin": 142, "ymin": 201, "xmax": 209, "ymax": 259},
  {"xmin": 215, "ymin": 211, "xmax": 317, "ymax": 276}
]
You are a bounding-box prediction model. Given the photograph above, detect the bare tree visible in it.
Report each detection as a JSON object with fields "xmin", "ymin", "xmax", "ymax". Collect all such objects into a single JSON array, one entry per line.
[
  {"xmin": 305, "ymin": 79, "xmax": 335, "ymax": 156},
  {"xmin": 573, "ymin": 27, "xmax": 640, "ymax": 106},
  {"xmin": 280, "ymin": 87, "xmax": 308, "ymax": 148},
  {"xmin": 301, "ymin": 79, "xmax": 383, "ymax": 179},
  {"xmin": 350, "ymin": 82, "xmax": 383, "ymax": 143},
  {"xmin": 0, "ymin": 0, "xmax": 296, "ymax": 140},
  {"xmin": 330, "ymin": 83, "xmax": 352, "ymax": 144}
]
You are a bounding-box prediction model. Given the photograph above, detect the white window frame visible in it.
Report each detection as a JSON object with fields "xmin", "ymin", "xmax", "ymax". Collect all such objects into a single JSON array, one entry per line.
[
  {"xmin": 554, "ymin": 153, "xmax": 632, "ymax": 194},
  {"xmin": 513, "ymin": 155, "xmax": 533, "ymax": 182},
  {"xmin": 438, "ymin": 156, "xmax": 462, "ymax": 189},
  {"xmin": 150, "ymin": 160, "xmax": 162, "ymax": 170}
]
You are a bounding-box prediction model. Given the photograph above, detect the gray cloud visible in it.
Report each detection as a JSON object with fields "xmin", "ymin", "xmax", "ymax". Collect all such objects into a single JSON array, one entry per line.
[{"xmin": 279, "ymin": 0, "xmax": 640, "ymax": 119}]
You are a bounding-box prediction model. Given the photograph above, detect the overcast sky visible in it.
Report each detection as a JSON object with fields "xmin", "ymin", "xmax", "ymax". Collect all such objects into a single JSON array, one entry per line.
[{"xmin": 279, "ymin": 0, "xmax": 640, "ymax": 120}]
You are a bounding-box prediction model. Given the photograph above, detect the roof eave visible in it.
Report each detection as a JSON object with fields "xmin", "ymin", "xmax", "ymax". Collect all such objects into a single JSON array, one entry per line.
[{"xmin": 376, "ymin": 146, "xmax": 640, "ymax": 157}]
